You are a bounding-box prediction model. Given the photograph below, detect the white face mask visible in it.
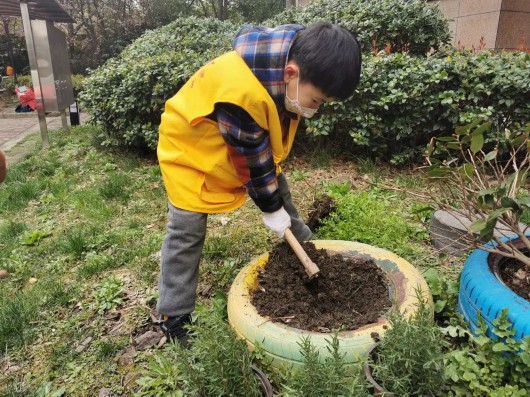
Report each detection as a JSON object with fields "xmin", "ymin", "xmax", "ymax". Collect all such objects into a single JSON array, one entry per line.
[{"xmin": 285, "ymin": 77, "xmax": 318, "ymax": 119}]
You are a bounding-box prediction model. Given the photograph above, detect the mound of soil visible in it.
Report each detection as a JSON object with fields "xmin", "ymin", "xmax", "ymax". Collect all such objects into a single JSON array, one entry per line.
[
  {"xmin": 251, "ymin": 242, "xmax": 391, "ymax": 332},
  {"xmin": 306, "ymin": 195, "xmax": 335, "ymax": 232}
]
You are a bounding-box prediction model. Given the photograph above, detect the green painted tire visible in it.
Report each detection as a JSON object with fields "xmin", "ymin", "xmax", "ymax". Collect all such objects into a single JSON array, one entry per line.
[{"xmin": 227, "ymin": 240, "xmax": 432, "ymax": 370}]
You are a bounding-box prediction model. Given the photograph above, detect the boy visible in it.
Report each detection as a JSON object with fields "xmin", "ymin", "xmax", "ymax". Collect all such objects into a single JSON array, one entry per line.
[{"xmin": 157, "ymin": 21, "xmax": 362, "ymax": 346}]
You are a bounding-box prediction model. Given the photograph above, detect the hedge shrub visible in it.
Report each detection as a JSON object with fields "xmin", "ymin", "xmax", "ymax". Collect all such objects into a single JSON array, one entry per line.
[
  {"xmin": 307, "ymin": 50, "xmax": 530, "ymax": 164},
  {"xmin": 80, "ymin": 0, "xmax": 451, "ymax": 151},
  {"xmin": 79, "ymin": 17, "xmax": 236, "ymax": 149},
  {"xmin": 265, "ymin": 0, "xmax": 451, "ymax": 55}
]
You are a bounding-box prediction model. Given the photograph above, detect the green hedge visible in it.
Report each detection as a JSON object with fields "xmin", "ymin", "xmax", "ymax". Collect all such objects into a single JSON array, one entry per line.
[
  {"xmin": 266, "ymin": 0, "xmax": 451, "ymax": 55},
  {"xmin": 79, "ymin": 17, "xmax": 236, "ymax": 149},
  {"xmin": 307, "ymin": 50, "xmax": 530, "ymax": 164},
  {"xmin": 80, "ymin": 0, "xmax": 451, "ymax": 151}
]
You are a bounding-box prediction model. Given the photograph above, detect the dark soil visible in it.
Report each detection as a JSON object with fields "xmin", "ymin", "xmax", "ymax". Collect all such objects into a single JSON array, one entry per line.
[
  {"xmin": 306, "ymin": 195, "xmax": 335, "ymax": 232},
  {"xmin": 499, "ymin": 259, "xmax": 530, "ymax": 300},
  {"xmin": 251, "ymin": 242, "xmax": 391, "ymax": 332}
]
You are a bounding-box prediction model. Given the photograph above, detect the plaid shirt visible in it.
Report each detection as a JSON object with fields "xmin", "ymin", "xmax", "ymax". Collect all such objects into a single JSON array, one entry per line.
[{"xmin": 216, "ymin": 24, "xmax": 304, "ymax": 213}]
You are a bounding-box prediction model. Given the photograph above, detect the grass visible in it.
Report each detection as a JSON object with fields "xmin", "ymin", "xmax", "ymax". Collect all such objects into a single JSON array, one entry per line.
[{"xmin": 0, "ymin": 125, "xmax": 464, "ymax": 395}]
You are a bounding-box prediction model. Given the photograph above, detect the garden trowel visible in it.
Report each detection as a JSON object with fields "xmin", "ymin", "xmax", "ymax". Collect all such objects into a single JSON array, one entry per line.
[{"xmin": 284, "ymin": 228, "xmax": 320, "ymax": 280}]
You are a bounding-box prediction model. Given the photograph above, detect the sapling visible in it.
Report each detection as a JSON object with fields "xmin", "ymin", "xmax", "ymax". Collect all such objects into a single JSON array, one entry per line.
[{"xmin": 425, "ymin": 120, "xmax": 530, "ymax": 267}]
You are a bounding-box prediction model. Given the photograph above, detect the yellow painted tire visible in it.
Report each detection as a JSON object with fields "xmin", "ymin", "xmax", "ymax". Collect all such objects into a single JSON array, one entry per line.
[{"xmin": 227, "ymin": 240, "xmax": 432, "ymax": 370}]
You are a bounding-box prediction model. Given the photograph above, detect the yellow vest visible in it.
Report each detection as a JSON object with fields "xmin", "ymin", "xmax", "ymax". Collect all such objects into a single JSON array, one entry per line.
[{"xmin": 158, "ymin": 51, "xmax": 300, "ymax": 213}]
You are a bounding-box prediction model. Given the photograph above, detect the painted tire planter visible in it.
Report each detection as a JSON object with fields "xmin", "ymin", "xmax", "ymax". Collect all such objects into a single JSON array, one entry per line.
[
  {"xmin": 228, "ymin": 240, "xmax": 432, "ymax": 370},
  {"xmin": 459, "ymin": 236, "xmax": 530, "ymax": 341}
]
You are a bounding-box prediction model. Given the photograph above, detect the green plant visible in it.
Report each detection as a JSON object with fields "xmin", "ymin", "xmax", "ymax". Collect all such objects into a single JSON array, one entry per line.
[
  {"xmin": 316, "ymin": 184, "xmax": 427, "ymax": 260},
  {"xmin": 79, "ymin": 16, "xmax": 236, "ymax": 150},
  {"xmin": 267, "ymin": 0, "xmax": 450, "ymax": 56},
  {"xmin": 62, "ymin": 229, "xmax": 89, "ymax": 258},
  {"xmin": 90, "ymin": 276, "xmax": 124, "ymax": 314},
  {"xmin": 137, "ymin": 308, "xmax": 262, "ymax": 397},
  {"xmin": 80, "ymin": 0, "xmax": 451, "ymax": 152},
  {"xmin": 97, "ymin": 171, "xmax": 132, "ymax": 201},
  {"xmin": 426, "ymin": 121, "xmax": 530, "ymax": 267},
  {"xmin": 443, "ymin": 310, "xmax": 530, "ymax": 395},
  {"xmin": 370, "ymin": 294, "xmax": 446, "ymax": 396},
  {"xmin": 0, "ymin": 220, "xmax": 28, "ymax": 244},
  {"xmin": 0, "ymin": 287, "xmax": 39, "ymax": 351},
  {"xmin": 279, "ymin": 333, "xmax": 370, "ymax": 396},
  {"xmin": 135, "ymin": 348, "xmax": 184, "ymax": 397},
  {"xmin": 423, "ymin": 268, "xmax": 459, "ymax": 322},
  {"xmin": 307, "ymin": 50, "xmax": 530, "ymax": 164},
  {"xmin": 20, "ymin": 230, "xmax": 52, "ymax": 246}
]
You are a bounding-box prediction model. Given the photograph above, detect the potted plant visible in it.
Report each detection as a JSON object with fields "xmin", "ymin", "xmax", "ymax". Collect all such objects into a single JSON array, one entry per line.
[
  {"xmin": 363, "ymin": 294, "xmax": 446, "ymax": 396},
  {"xmin": 425, "ymin": 120, "xmax": 530, "ymax": 339}
]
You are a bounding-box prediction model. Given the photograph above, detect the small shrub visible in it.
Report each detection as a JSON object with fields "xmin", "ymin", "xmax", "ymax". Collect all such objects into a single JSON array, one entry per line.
[
  {"xmin": 280, "ymin": 333, "xmax": 371, "ymax": 396},
  {"xmin": 308, "ymin": 50, "xmax": 530, "ymax": 164},
  {"xmin": 443, "ymin": 310, "xmax": 530, "ymax": 395},
  {"xmin": 136, "ymin": 308, "xmax": 262, "ymax": 397},
  {"xmin": 79, "ymin": 16, "xmax": 236, "ymax": 150},
  {"xmin": 371, "ymin": 295, "xmax": 446, "ymax": 396},
  {"xmin": 266, "ymin": 0, "xmax": 451, "ymax": 55}
]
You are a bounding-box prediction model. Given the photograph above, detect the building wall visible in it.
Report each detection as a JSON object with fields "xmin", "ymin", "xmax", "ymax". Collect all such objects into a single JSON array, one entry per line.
[{"xmin": 430, "ymin": 0, "xmax": 530, "ymax": 50}]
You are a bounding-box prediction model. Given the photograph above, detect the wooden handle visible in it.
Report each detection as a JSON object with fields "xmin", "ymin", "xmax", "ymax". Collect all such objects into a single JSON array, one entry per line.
[{"xmin": 284, "ymin": 228, "xmax": 320, "ymax": 279}]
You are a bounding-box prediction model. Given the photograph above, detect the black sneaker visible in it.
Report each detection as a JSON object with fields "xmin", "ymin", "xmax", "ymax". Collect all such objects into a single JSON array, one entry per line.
[{"xmin": 160, "ymin": 313, "xmax": 192, "ymax": 348}]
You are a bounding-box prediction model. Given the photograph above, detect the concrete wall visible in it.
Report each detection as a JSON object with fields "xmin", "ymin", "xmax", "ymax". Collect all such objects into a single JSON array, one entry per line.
[{"xmin": 430, "ymin": 0, "xmax": 530, "ymax": 50}]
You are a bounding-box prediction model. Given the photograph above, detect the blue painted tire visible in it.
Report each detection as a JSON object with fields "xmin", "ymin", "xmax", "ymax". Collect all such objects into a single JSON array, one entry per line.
[{"xmin": 458, "ymin": 236, "xmax": 530, "ymax": 341}]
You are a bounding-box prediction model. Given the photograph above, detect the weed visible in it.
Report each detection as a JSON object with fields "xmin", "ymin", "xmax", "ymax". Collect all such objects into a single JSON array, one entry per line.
[
  {"xmin": 98, "ymin": 172, "xmax": 132, "ymax": 201},
  {"xmin": 135, "ymin": 347, "xmax": 184, "ymax": 397},
  {"xmin": 203, "ymin": 258, "xmax": 242, "ymax": 289},
  {"xmin": 317, "ymin": 185, "xmax": 427, "ymax": 260},
  {"xmin": 94, "ymin": 338, "xmax": 126, "ymax": 360},
  {"xmin": 20, "ymin": 230, "xmax": 52, "ymax": 246},
  {"xmin": 0, "ymin": 288, "xmax": 38, "ymax": 351},
  {"xmin": 355, "ymin": 156, "xmax": 384, "ymax": 177},
  {"xmin": 423, "ymin": 268, "xmax": 459, "ymax": 322},
  {"xmin": 0, "ymin": 180, "xmax": 40, "ymax": 211},
  {"xmin": 73, "ymin": 188, "xmax": 114, "ymax": 219},
  {"xmin": 0, "ymin": 220, "xmax": 27, "ymax": 243},
  {"xmin": 77, "ymin": 252, "xmax": 114, "ymax": 278},
  {"xmin": 89, "ymin": 276, "xmax": 124, "ymax": 315},
  {"xmin": 202, "ymin": 235, "xmax": 233, "ymax": 260},
  {"xmin": 0, "ymin": 381, "xmax": 38, "ymax": 397},
  {"xmin": 62, "ymin": 229, "xmax": 89, "ymax": 258},
  {"xmin": 289, "ymin": 169, "xmax": 309, "ymax": 182}
]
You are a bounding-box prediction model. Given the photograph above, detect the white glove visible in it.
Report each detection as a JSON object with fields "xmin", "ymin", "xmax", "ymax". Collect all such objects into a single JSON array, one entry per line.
[{"xmin": 262, "ymin": 207, "xmax": 291, "ymax": 238}]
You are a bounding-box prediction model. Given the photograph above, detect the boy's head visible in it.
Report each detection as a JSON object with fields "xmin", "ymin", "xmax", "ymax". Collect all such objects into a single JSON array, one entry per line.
[{"xmin": 284, "ymin": 21, "xmax": 362, "ymax": 110}]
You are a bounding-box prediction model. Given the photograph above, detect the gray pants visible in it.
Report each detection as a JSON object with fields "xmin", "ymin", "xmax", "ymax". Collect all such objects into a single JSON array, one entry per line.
[{"xmin": 156, "ymin": 173, "xmax": 312, "ymax": 316}]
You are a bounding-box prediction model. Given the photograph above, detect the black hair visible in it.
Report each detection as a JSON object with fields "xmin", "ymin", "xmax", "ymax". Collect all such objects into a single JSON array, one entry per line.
[{"xmin": 288, "ymin": 21, "xmax": 362, "ymax": 100}]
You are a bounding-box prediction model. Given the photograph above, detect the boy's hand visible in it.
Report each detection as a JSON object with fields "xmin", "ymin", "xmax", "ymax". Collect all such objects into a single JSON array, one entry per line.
[{"xmin": 262, "ymin": 207, "xmax": 291, "ymax": 238}]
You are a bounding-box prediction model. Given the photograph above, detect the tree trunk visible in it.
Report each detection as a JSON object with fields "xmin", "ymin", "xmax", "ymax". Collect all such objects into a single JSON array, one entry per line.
[{"xmin": 2, "ymin": 17, "xmax": 17, "ymax": 84}]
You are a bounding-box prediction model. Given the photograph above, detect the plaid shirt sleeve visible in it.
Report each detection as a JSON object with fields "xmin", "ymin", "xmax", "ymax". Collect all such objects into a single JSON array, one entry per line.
[{"xmin": 216, "ymin": 103, "xmax": 283, "ymax": 213}]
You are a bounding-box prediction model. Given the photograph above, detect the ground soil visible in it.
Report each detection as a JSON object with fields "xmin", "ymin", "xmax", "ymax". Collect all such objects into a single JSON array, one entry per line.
[
  {"xmin": 499, "ymin": 259, "xmax": 530, "ymax": 300},
  {"xmin": 251, "ymin": 242, "xmax": 391, "ymax": 332}
]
